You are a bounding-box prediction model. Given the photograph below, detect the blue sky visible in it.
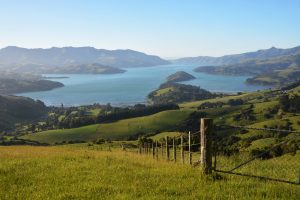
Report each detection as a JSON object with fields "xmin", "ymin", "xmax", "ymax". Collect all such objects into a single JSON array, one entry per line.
[{"xmin": 1, "ymin": 0, "xmax": 300, "ymax": 58}]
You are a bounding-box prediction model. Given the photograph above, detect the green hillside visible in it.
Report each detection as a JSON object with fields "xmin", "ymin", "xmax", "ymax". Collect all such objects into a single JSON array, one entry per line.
[
  {"xmin": 194, "ymin": 53, "xmax": 300, "ymax": 86},
  {"xmin": 0, "ymin": 95, "xmax": 47, "ymax": 131},
  {"xmin": 22, "ymin": 110, "xmax": 192, "ymax": 144}
]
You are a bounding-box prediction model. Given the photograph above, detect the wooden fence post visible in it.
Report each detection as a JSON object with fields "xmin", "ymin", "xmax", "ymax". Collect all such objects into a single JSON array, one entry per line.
[
  {"xmin": 152, "ymin": 142, "xmax": 155, "ymax": 159},
  {"xmin": 189, "ymin": 131, "xmax": 192, "ymax": 165},
  {"xmin": 173, "ymin": 137, "xmax": 176, "ymax": 162},
  {"xmin": 166, "ymin": 136, "xmax": 170, "ymax": 161},
  {"xmin": 200, "ymin": 118, "xmax": 213, "ymax": 174},
  {"xmin": 161, "ymin": 143, "xmax": 163, "ymax": 159},
  {"xmin": 139, "ymin": 145, "xmax": 142, "ymax": 154},
  {"xmin": 181, "ymin": 135, "xmax": 184, "ymax": 164},
  {"xmin": 155, "ymin": 141, "xmax": 158, "ymax": 160},
  {"xmin": 146, "ymin": 143, "xmax": 149, "ymax": 154}
]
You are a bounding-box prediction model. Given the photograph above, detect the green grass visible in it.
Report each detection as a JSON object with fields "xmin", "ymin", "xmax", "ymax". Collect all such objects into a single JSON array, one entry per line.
[
  {"xmin": 149, "ymin": 131, "xmax": 181, "ymax": 141},
  {"xmin": 0, "ymin": 145, "xmax": 299, "ymax": 200},
  {"xmin": 87, "ymin": 108, "xmax": 101, "ymax": 116},
  {"xmin": 180, "ymin": 91, "xmax": 265, "ymax": 110},
  {"xmin": 21, "ymin": 110, "xmax": 192, "ymax": 144},
  {"xmin": 154, "ymin": 87, "xmax": 174, "ymax": 96},
  {"xmin": 247, "ymin": 137, "xmax": 276, "ymax": 150}
]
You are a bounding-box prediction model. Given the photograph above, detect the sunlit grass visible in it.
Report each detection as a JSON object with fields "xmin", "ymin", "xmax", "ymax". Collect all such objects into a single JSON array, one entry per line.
[
  {"xmin": 0, "ymin": 145, "xmax": 299, "ymax": 200},
  {"xmin": 21, "ymin": 110, "xmax": 192, "ymax": 144}
]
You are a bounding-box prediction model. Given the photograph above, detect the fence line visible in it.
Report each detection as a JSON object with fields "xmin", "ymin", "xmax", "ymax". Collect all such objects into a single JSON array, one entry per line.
[
  {"xmin": 132, "ymin": 118, "xmax": 300, "ymax": 185},
  {"xmin": 216, "ymin": 124, "xmax": 300, "ymax": 135}
]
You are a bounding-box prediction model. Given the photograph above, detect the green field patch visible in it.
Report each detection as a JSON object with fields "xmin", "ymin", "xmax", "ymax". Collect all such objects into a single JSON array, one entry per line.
[
  {"xmin": 247, "ymin": 137, "xmax": 276, "ymax": 150},
  {"xmin": 149, "ymin": 132, "xmax": 181, "ymax": 141},
  {"xmin": 154, "ymin": 87, "xmax": 174, "ymax": 96},
  {"xmin": 21, "ymin": 110, "xmax": 192, "ymax": 144}
]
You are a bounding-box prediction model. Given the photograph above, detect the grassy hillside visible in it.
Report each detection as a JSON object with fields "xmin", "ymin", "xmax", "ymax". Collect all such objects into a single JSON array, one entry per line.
[
  {"xmin": 0, "ymin": 145, "xmax": 299, "ymax": 200},
  {"xmin": 0, "ymin": 95, "xmax": 47, "ymax": 131},
  {"xmin": 22, "ymin": 110, "xmax": 192, "ymax": 144},
  {"xmin": 179, "ymin": 91, "xmax": 266, "ymax": 109},
  {"xmin": 149, "ymin": 131, "xmax": 181, "ymax": 141},
  {"xmin": 194, "ymin": 53, "xmax": 300, "ymax": 86}
]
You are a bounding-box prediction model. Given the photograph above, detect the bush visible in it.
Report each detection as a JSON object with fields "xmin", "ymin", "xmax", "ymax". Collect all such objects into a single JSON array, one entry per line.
[{"xmin": 228, "ymin": 99, "xmax": 244, "ymax": 106}]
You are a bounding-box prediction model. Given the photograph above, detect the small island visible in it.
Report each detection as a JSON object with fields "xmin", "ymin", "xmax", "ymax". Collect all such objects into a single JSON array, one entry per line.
[
  {"xmin": 166, "ymin": 71, "xmax": 196, "ymax": 83},
  {"xmin": 148, "ymin": 82, "xmax": 216, "ymax": 104}
]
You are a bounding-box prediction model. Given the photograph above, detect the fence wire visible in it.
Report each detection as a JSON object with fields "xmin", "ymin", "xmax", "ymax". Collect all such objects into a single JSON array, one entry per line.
[{"xmin": 214, "ymin": 124, "xmax": 300, "ymax": 185}]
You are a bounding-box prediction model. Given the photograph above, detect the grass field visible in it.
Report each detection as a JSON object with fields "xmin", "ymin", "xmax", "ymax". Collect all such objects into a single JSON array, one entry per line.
[
  {"xmin": 149, "ymin": 131, "xmax": 181, "ymax": 141},
  {"xmin": 21, "ymin": 110, "xmax": 192, "ymax": 144},
  {"xmin": 179, "ymin": 91, "xmax": 267, "ymax": 109},
  {"xmin": 0, "ymin": 145, "xmax": 299, "ymax": 200},
  {"xmin": 154, "ymin": 87, "xmax": 174, "ymax": 96}
]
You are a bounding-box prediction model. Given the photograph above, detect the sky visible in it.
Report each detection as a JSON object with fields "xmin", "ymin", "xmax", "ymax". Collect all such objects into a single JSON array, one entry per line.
[{"xmin": 0, "ymin": 0, "xmax": 300, "ymax": 58}]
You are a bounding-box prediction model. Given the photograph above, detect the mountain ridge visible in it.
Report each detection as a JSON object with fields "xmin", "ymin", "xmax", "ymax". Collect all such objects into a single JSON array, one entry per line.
[
  {"xmin": 0, "ymin": 46, "xmax": 170, "ymax": 68},
  {"xmin": 173, "ymin": 45, "xmax": 300, "ymax": 66}
]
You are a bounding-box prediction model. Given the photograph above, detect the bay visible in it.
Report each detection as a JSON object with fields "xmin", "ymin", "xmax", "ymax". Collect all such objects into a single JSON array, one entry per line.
[{"xmin": 16, "ymin": 64, "xmax": 268, "ymax": 106}]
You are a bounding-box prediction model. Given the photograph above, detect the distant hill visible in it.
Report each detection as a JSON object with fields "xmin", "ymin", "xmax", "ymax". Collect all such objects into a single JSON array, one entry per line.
[
  {"xmin": 0, "ymin": 79, "xmax": 64, "ymax": 94},
  {"xmin": 173, "ymin": 46, "xmax": 300, "ymax": 66},
  {"xmin": 0, "ymin": 95, "xmax": 47, "ymax": 130},
  {"xmin": 194, "ymin": 53, "xmax": 300, "ymax": 86},
  {"xmin": 0, "ymin": 46, "xmax": 170, "ymax": 69},
  {"xmin": 166, "ymin": 71, "xmax": 195, "ymax": 83},
  {"xmin": 42, "ymin": 63, "xmax": 126, "ymax": 74}
]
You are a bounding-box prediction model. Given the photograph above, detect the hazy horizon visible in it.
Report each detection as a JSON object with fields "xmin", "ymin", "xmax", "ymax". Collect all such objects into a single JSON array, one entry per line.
[{"xmin": 2, "ymin": 44, "xmax": 299, "ymax": 60}]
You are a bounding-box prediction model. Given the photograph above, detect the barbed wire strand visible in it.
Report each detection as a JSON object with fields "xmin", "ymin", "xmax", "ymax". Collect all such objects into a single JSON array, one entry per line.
[{"xmin": 228, "ymin": 135, "xmax": 299, "ymax": 172}]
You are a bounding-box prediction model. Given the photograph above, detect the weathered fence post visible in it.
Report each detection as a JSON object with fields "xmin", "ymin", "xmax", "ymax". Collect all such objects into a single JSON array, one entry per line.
[
  {"xmin": 189, "ymin": 131, "xmax": 192, "ymax": 165},
  {"xmin": 146, "ymin": 143, "xmax": 149, "ymax": 154},
  {"xmin": 152, "ymin": 142, "xmax": 155, "ymax": 159},
  {"xmin": 155, "ymin": 141, "xmax": 158, "ymax": 160},
  {"xmin": 173, "ymin": 137, "xmax": 176, "ymax": 162},
  {"xmin": 166, "ymin": 136, "xmax": 170, "ymax": 161},
  {"xmin": 200, "ymin": 118, "xmax": 213, "ymax": 174},
  {"xmin": 161, "ymin": 143, "xmax": 164, "ymax": 158},
  {"xmin": 139, "ymin": 145, "xmax": 142, "ymax": 154},
  {"xmin": 181, "ymin": 135, "xmax": 184, "ymax": 164}
]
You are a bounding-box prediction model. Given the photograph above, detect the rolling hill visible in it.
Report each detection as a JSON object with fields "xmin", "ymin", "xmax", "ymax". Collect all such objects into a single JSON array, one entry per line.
[
  {"xmin": 42, "ymin": 63, "xmax": 126, "ymax": 74},
  {"xmin": 194, "ymin": 53, "xmax": 300, "ymax": 86},
  {"xmin": 0, "ymin": 95, "xmax": 47, "ymax": 130},
  {"xmin": 21, "ymin": 110, "xmax": 192, "ymax": 144},
  {"xmin": 0, "ymin": 46, "xmax": 170, "ymax": 70},
  {"xmin": 173, "ymin": 46, "xmax": 300, "ymax": 66}
]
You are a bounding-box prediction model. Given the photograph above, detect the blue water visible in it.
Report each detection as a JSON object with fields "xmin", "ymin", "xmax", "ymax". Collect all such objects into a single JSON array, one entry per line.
[{"xmin": 17, "ymin": 64, "xmax": 268, "ymax": 106}]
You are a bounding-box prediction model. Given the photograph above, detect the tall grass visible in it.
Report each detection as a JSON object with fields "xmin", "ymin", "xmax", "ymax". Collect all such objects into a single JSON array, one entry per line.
[{"xmin": 0, "ymin": 145, "xmax": 299, "ymax": 200}]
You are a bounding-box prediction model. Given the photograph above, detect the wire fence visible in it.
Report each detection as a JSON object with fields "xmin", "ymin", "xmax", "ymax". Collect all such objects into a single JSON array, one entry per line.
[
  {"xmin": 126, "ymin": 122, "xmax": 300, "ymax": 185},
  {"xmin": 213, "ymin": 124, "xmax": 300, "ymax": 185}
]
